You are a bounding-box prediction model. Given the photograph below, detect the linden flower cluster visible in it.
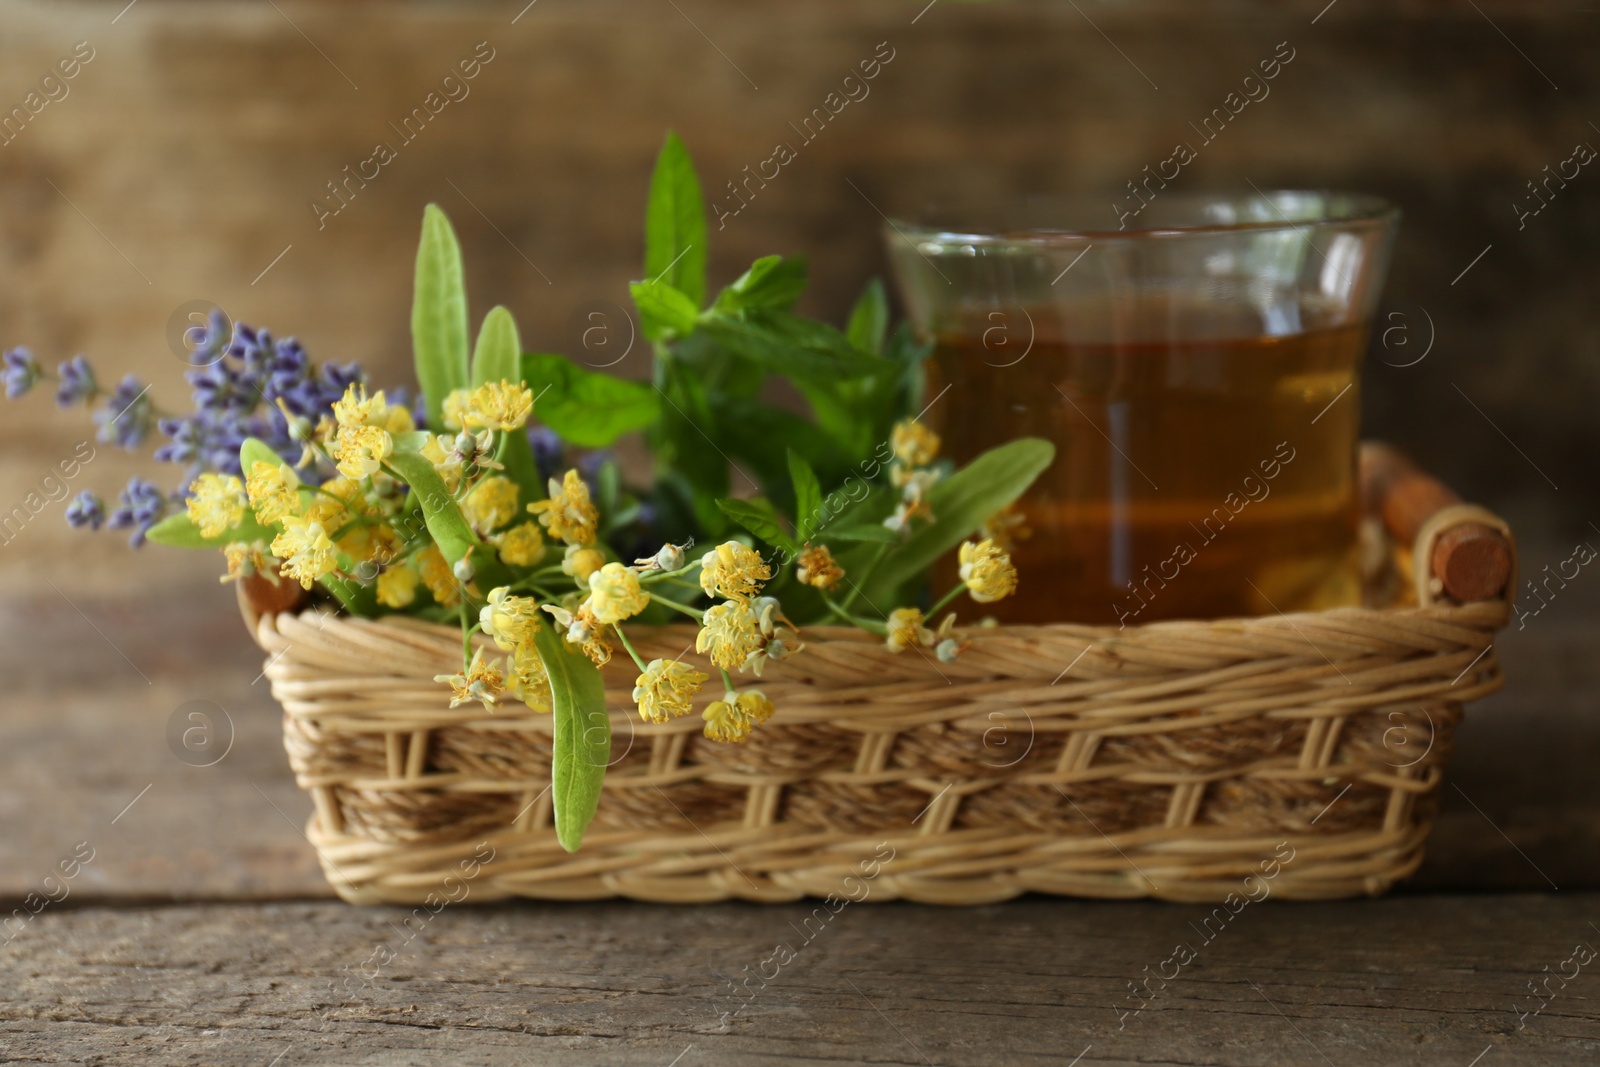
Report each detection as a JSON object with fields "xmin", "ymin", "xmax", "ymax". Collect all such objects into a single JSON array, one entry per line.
[{"xmin": 883, "ymin": 417, "xmax": 943, "ymax": 533}]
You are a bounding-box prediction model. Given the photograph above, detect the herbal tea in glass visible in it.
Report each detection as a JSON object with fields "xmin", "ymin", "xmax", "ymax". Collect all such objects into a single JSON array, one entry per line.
[{"xmin": 887, "ymin": 193, "xmax": 1399, "ymax": 625}]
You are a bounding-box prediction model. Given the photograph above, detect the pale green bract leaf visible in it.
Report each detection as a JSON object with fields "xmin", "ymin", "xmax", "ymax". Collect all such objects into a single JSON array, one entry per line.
[
  {"xmin": 534, "ymin": 623, "xmax": 610, "ymax": 853},
  {"xmin": 716, "ymin": 498, "xmax": 797, "ymax": 554},
  {"xmin": 644, "ymin": 131, "xmax": 708, "ymax": 308},
  {"xmin": 630, "ymin": 280, "xmax": 700, "ymax": 342},
  {"xmin": 144, "ymin": 511, "xmax": 276, "ymax": 550},
  {"xmin": 520, "ymin": 353, "xmax": 660, "ymax": 448},
  {"xmin": 470, "ymin": 305, "xmax": 521, "ymax": 387},
  {"xmin": 861, "ymin": 438, "xmax": 1055, "ymax": 604},
  {"xmin": 412, "ymin": 204, "xmax": 470, "ymax": 429},
  {"xmin": 239, "ymin": 436, "xmax": 284, "ymax": 475},
  {"xmin": 390, "ymin": 431, "xmax": 432, "ymax": 453},
  {"xmin": 383, "ymin": 451, "xmax": 479, "ymax": 565},
  {"xmin": 787, "ymin": 449, "xmax": 823, "ymax": 543}
]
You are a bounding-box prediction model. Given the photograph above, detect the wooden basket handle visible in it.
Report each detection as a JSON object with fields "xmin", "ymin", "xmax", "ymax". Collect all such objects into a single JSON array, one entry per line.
[{"xmin": 1360, "ymin": 442, "xmax": 1515, "ymax": 604}]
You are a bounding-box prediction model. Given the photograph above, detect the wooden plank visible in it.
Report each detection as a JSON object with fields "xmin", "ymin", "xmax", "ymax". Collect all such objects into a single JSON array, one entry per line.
[
  {"xmin": 0, "ymin": 0, "xmax": 1593, "ymax": 536},
  {"xmin": 2, "ymin": 893, "xmax": 1597, "ymax": 1064}
]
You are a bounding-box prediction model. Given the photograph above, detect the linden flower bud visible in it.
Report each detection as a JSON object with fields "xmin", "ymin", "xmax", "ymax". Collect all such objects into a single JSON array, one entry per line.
[
  {"xmin": 655, "ymin": 543, "xmax": 686, "ymax": 571},
  {"xmin": 562, "ymin": 544, "xmax": 605, "ymax": 583},
  {"xmin": 586, "ymin": 562, "xmax": 649, "ymax": 625},
  {"xmin": 958, "ymin": 539, "xmax": 1018, "ymax": 603},
  {"xmin": 452, "ymin": 556, "xmax": 476, "ymax": 583}
]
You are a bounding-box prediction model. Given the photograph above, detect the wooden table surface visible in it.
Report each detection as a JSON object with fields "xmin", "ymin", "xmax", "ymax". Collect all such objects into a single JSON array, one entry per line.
[{"xmin": 2, "ymin": 559, "xmax": 1596, "ymax": 1066}]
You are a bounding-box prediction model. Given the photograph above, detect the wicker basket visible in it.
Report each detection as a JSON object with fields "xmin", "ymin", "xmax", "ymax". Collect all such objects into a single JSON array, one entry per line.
[{"xmin": 247, "ymin": 451, "xmax": 1514, "ymax": 905}]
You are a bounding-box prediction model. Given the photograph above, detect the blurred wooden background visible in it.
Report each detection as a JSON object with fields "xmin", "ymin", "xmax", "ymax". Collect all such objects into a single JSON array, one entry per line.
[{"xmin": 0, "ymin": 0, "xmax": 1594, "ymax": 591}]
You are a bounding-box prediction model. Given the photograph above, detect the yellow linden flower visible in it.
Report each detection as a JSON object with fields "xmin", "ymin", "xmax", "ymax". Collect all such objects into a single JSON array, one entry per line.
[
  {"xmin": 885, "ymin": 606, "xmax": 933, "ymax": 653},
  {"xmin": 695, "ymin": 601, "xmax": 762, "ymax": 671},
  {"xmin": 959, "ymin": 539, "xmax": 1018, "ymax": 603},
  {"xmin": 508, "ymin": 645, "xmax": 553, "ymax": 714},
  {"xmin": 479, "ymin": 586, "xmax": 542, "ymax": 652},
  {"xmin": 376, "ymin": 563, "xmax": 421, "ymax": 609},
  {"xmin": 632, "ymin": 658, "xmax": 708, "ymax": 724},
  {"xmin": 433, "ymin": 648, "xmax": 505, "ymax": 712},
  {"xmin": 272, "ymin": 516, "xmax": 337, "ymax": 590},
  {"xmin": 572, "ymin": 606, "xmax": 613, "ymax": 667},
  {"xmin": 528, "ymin": 469, "xmax": 599, "ymax": 546},
  {"xmin": 981, "ymin": 503, "xmax": 1031, "ymax": 553},
  {"xmin": 795, "ymin": 543, "xmax": 844, "ymax": 591},
  {"xmin": 462, "ymin": 475, "xmax": 520, "ymax": 533},
  {"xmin": 440, "ymin": 387, "xmax": 472, "ymax": 431},
  {"xmin": 334, "ymin": 424, "xmax": 392, "ymax": 480},
  {"xmin": 494, "ymin": 521, "xmax": 546, "ymax": 567},
  {"xmin": 701, "ymin": 697, "xmax": 749, "ymax": 743},
  {"xmin": 332, "ymin": 383, "xmax": 390, "ymax": 430},
  {"xmin": 420, "ymin": 433, "xmax": 464, "ymax": 493},
  {"xmin": 219, "ymin": 541, "xmax": 275, "ymax": 585},
  {"xmin": 461, "ymin": 379, "xmax": 535, "ymax": 432},
  {"xmin": 735, "ymin": 690, "xmax": 775, "ymax": 726},
  {"xmin": 245, "ymin": 460, "xmax": 300, "ymax": 526},
  {"xmin": 186, "ymin": 473, "xmax": 248, "ymax": 538},
  {"xmin": 586, "ymin": 562, "xmax": 648, "ymax": 625},
  {"xmin": 698, "ymin": 541, "xmax": 771, "ymax": 603},
  {"xmin": 417, "ymin": 544, "xmax": 461, "ymax": 607},
  {"xmin": 562, "ymin": 544, "xmax": 604, "ymax": 583},
  {"xmin": 891, "ymin": 418, "xmax": 940, "ymax": 467},
  {"xmin": 701, "ymin": 691, "xmax": 773, "ymax": 743}
]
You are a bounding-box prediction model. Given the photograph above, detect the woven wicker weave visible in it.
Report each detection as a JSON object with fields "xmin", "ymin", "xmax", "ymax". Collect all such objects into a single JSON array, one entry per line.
[{"xmin": 248, "ymin": 488, "xmax": 1512, "ymax": 905}]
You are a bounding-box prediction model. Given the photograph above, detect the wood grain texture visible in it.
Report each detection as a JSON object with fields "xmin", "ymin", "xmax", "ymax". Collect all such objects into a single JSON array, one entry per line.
[
  {"xmin": 3, "ymin": 893, "xmax": 1598, "ymax": 1065},
  {"xmin": 0, "ymin": 0, "xmax": 1594, "ymax": 573}
]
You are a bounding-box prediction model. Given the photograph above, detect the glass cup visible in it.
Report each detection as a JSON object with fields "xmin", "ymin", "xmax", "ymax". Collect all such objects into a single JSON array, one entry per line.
[{"xmin": 885, "ymin": 192, "xmax": 1400, "ymax": 625}]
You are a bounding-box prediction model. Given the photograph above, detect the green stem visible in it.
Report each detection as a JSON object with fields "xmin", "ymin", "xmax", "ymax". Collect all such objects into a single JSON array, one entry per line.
[
  {"xmin": 648, "ymin": 591, "xmax": 704, "ymax": 620},
  {"xmin": 820, "ymin": 593, "xmax": 888, "ymax": 636},
  {"xmin": 718, "ymin": 667, "xmax": 738, "ymax": 697},
  {"xmin": 613, "ymin": 622, "xmax": 648, "ymax": 671},
  {"xmin": 840, "ymin": 542, "xmax": 890, "ymax": 611},
  {"xmin": 458, "ymin": 600, "xmax": 473, "ymax": 670},
  {"xmin": 926, "ymin": 583, "xmax": 967, "ymax": 619}
]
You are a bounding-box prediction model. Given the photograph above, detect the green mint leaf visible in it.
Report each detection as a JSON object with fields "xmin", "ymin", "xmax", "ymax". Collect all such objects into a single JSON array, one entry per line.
[
  {"xmin": 787, "ymin": 449, "xmax": 823, "ymax": 543},
  {"xmin": 412, "ymin": 204, "xmax": 470, "ymax": 429},
  {"xmin": 520, "ymin": 352, "xmax": 661, "ymax": 448},
  {"xmin": 629, "ymin": 280, "xmax": 701, "ymax": 342},
  {"xmin": 535, "ymin": 622, "xmax": 610, "ymax": 853},
  {"xmin": 697, "ymin": 309, "xmax": 879, "ymax": 385},
  {"xmin": 845, "ymin": 278, "xmax": 889, "ymax": 356},
  {"xmin": 470, "ymin": 305, "xmax": 521, "ymax": 387},
  {"xmin": 861, "ymin": 438, "xmax": 1055, "ymax": 605},
  {"xmin": 644, "ymin": 131, "xmax": 708, "ymax": 308},
  {"xmin": 713, "ymin": 255, "xmax": 808, "ymax": 315},
  {"xmin": 716, "ymin": 497, "xmax": 798, "ymax": 553},
  {"xmin": 821, "ymin": 523, "xmax": 899, "ymax": 544}
]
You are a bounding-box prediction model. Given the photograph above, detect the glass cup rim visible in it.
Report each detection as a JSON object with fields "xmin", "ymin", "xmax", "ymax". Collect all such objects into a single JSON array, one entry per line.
[{"xmin": 887, "ymin": 189, "xmax": 1400, "ymax": 247}]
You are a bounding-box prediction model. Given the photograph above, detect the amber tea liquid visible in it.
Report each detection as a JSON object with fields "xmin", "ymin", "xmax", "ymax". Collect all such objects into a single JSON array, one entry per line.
[{"xmin": 929, "ymin": 311, "xmax": 1366, "ymax": 625}]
